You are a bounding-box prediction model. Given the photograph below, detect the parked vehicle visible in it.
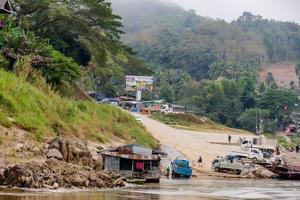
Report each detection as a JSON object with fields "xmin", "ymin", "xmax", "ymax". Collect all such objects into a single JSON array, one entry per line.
[
  {"xmin": 133, "ymin": 114, "xmax": 143, "ymax": 124},
  {"xmin": 161, "ymin": 104, "xmax": 174, "ymax": 114},
  {"xmin": 211, "ymin": 155, "xmax": 253, "ymax": 174},
  {"xmin": 171, "ymin": 159, "xmax": 192, "ymax": 178},
  {"xmin": 241, "ymin": 139, "xmax": 252, "ymax": 149},
  {"xmin": 161, "ymin": 104, "xmax": 186, "ymax": 114},
  {"xmin": 231, "ymin": 148, "xmax": 264, "ymax": 161}
]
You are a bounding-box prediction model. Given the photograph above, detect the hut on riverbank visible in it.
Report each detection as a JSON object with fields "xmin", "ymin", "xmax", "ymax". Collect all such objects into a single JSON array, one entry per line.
[
  {"xmin": 99, "ymin": 144, "xmax": 161, "ymax": 182},
  {"xmin": 0, "ymin": 0, "xmax": 12, "ymax": 29}
]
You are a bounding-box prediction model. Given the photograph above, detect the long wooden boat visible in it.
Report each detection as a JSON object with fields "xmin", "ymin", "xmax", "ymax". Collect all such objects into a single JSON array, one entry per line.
[{"xmin": 278, "ymin": 172, "xmax": 300, "ymax": 180}]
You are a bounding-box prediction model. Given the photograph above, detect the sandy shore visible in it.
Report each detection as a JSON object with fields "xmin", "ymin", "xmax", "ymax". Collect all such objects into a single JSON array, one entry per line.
[{"xmin": 141, "ymin": 115, "xmax": 255, "ymax": 171}]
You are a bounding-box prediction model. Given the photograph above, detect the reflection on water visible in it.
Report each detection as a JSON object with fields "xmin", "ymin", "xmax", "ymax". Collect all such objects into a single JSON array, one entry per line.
[{"xmin": 1, "ymin": 177, "xmax": 300, "ymax": 200}]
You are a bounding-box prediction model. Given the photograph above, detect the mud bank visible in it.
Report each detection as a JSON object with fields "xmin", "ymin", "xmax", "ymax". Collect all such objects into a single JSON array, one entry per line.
[{"xmin": 0, "ymin": 159, "xmax": 125, "ymax": 189}]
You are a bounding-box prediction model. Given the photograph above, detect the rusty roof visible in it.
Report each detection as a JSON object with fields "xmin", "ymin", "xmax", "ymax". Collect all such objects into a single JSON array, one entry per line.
[
  {"xmin": 0, "ymin": 0, "xmax": 12, "ymax": 14},
  {"xmin": 101, "ymin": 151, "xmax": 160, "ymax": 161}
]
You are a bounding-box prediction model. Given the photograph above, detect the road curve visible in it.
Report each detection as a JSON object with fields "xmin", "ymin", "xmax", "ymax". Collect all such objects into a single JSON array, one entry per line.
[{"xmin": 140, "ymin": 114, "xmax": 254, "ymax": 170}]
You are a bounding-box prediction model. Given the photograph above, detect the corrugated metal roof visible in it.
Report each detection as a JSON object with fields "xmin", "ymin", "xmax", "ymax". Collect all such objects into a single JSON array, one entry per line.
[
  {"xmin": 0, "ymin": 0, "xmax": 7, "ymax": 7},
  {"xmin": 99, "ymin": 144, "xmax": 153, "ymax": 155},
  {"xmin": 0, "ymin": 0, "xmax": 12, "ymax": 14},
  {"xmin": 101, "ymin": 151, "xmax": 160, "ymax": 161},
  {"xmin": 99, "ymin": 144, "xmax": 162, "ymax": 161}
]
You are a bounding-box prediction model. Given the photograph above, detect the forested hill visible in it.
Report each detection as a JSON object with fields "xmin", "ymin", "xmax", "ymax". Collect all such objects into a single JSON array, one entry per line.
[{"xmin": 110, "ymin": 0, "xmax": 300, "ymax": 80}]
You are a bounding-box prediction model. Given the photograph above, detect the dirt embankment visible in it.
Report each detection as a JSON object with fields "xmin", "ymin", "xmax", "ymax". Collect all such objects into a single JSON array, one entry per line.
[
  {"xmin": 0, "ymin": 159, "xmax": 124, "ymax": 189},
  {"xmin": 0, "ymin": 137, "xmax": 125, "ymax": 189},
  {"xmin": 260, "ymin": 63, "xmax": 298, "ymax": 88}
]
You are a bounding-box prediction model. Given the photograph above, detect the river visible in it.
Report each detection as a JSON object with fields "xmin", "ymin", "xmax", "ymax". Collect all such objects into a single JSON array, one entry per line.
[{"xmin": 1, "ymin": 177, "xmax": 299, "ymax": 200}]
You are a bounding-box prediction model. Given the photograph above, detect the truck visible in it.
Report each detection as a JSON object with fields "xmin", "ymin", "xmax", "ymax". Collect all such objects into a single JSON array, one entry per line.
[
  {"xmin": 231, "ymin": 148, "xmax": 264, "ymax": 161},
  {"xmin": 161, "ymin": 104, "xmax": 186, "ymax": 114},
  {"xmin": 171, "ymin": 159, "xmax": 192, "ymax": 178},
  {"xmin": 211, "ymin": 155, "xmax": 253, "ymax": 174}
]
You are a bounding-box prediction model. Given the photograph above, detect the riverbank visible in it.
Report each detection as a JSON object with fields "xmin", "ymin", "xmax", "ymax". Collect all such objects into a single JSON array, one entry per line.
[
  {"xmin": 0, "ymin": 137, "xmax": 125, "ymax": 189},
  {"xmin": 1, "ymin": 177, "xmax": 300, "ymax": 200}
]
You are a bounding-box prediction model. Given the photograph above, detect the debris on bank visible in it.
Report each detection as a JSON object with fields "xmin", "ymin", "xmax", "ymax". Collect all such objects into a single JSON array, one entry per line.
[
  {"xmin": 0, "ymin": 159, "xmax": 125, "ymax": 189},
  {"xmin": 0, "ymin": 137, "xmax": 125, "ymax": 189},
  {"xmin": 209, "ymin": 136, "xmax": 300, "ymax": 180}
]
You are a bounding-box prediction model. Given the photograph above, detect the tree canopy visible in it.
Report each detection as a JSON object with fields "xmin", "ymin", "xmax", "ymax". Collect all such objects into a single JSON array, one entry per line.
[{"xmin": 0, "ymin": 0, "xmax": 152, "ymax": 96}]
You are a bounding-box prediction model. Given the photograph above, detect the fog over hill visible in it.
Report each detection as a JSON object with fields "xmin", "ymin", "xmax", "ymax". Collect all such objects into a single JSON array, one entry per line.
[
  {"xmin": 110, "ymin": 0, "xmax": 300, "ymax": 80},
  {"xmin": 167, "ymin": 0, "xmax": 300, "ymax": 24}
]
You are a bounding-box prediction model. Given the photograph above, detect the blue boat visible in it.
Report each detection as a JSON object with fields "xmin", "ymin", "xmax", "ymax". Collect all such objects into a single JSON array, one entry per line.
[{"xmin": 171, "ymin": 159, "xmax": 192, "ymax": 178}]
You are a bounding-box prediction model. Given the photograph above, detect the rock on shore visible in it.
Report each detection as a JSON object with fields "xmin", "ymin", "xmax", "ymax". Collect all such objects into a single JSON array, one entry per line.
[
  {"xmin": 0, "ymin": 137, "xmax": 125, "ymax": 189},
  {"xmin": 0, "ymin": 159, "xmax": 125, "ymax": 189}
]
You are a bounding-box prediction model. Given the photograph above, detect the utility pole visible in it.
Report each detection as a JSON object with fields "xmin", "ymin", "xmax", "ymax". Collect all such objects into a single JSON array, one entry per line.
[
  {"xmin": 260, "ymin": 109, "xmax": 264, "ymax": 135},
  {"xmin": 255, "ymin": 109, "xmax": 263, "ymax": 135},
  {"xmin": 192, "ymin": 98, "xmax": 195, "ymax": 114}
]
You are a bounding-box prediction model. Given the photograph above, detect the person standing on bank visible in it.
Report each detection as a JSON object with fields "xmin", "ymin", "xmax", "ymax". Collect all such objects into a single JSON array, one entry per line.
[
  {"xmin": 166, "ymin": 166, "xmax": 170, "ymax": 179},
  {"xmin": 228, "ymin": 134, "xmax": 232, "ymax": 143},
  {"xmin": 198, "ymin": 156, "xmax": 203, "ymax": 168}
]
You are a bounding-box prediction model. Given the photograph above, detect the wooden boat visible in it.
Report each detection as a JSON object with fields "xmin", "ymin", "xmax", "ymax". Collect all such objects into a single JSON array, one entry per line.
[
  {"xmin": 278, "ymin": 172, "xmax": 300, "ymax": 180},
  {"xmin": 265, "ymin": 164, "xmax": 300, "ymax": 180}
]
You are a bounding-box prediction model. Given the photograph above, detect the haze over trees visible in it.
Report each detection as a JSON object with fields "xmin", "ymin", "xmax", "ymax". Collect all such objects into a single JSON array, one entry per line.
[
  {"xmin": 110, "ymin": 0, "xmax": 300, "ymax": 132},
  {"xmin": 1, "ymin": 0, "xmax": 300, "ymax": 133}
]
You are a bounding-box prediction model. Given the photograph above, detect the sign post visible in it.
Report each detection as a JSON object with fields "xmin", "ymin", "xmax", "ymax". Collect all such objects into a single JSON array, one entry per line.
[{"xmin": 136, "ymin": 90, "xmax": 142, "ymax": 101}]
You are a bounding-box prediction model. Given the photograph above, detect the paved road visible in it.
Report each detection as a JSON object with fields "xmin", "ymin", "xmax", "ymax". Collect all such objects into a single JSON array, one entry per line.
[{"xmin": 140, "ymin": 115, "xmax": 254, "ymax": 170}]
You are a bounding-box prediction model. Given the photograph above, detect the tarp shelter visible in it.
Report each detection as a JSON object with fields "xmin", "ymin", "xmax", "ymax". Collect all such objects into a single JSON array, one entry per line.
[{"xmin": 0, "ymin": 0, "xmax": 12, "ymax": 14}]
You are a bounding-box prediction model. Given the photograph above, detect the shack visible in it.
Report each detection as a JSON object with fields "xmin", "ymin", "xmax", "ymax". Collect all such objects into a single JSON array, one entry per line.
[
  {"xmin": 0, "ymin": 0, "xmax": 12, "ymax": 14},
  {"xmin": 100, "ymin": 144, "xmax": 161, "ymax": 182},
  {"xmin": 0, "ymin": 0, "xmax": 12, "ymax": 29}
]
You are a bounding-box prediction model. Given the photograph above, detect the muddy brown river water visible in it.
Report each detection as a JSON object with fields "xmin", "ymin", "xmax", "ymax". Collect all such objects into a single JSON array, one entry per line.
[{"xmin": 0, "ymin": 177, "xmax": 299, "ymax": 200}]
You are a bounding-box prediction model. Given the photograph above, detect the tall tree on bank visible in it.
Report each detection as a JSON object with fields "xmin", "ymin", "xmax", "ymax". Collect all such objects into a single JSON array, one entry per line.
[{"xmin": 11, "ymin": 0, "xmax": 149, "ymax": 95}]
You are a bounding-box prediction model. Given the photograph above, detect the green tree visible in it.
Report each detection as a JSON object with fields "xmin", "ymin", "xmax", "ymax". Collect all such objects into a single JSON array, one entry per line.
[
  {"xmin": 265, "ymin": 72, "xmax": 277, "ymax": 89},
  {"xmin": 239, "ymin": 108, "xmax": 270, "ymax": 132},
  {"xmin": 257, "ymin": 89, "xmax": 299, "ymax": 129},
  {"xmin": 258, "ymin": 82, "xmax": 266, "ymax": 94},
  {"xmin": 155, "ymin": 69, "xmax": 191, "ymax": 101},
  {"xmin": 159, "ymin": 84, "xmax": 174, "ymax": 103},
  {"xmin": 0, "ymin": 27, "xmax": 80, "ymax": 88}
]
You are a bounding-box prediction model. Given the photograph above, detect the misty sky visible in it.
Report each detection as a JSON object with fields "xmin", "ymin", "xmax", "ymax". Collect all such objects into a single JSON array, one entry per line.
[{"xmin": 167, "ymin": 0, "xmax": 300, "ymax": 23}]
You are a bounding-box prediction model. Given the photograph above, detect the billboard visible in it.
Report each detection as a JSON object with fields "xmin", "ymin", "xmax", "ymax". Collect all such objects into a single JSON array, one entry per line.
[{"xmin": 125, "ymin": 75, "xmax": 154, "ymax": 92}]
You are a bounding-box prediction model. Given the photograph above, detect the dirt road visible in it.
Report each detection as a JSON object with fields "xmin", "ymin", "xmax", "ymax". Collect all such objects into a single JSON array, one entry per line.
[{"xmin": 140, "ymin": 115, "xmax": 254, "ymax": 170}]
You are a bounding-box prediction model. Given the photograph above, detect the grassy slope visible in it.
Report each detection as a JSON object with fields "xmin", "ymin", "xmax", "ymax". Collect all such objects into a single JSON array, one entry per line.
[
  {"xmin": 150, "ymin": 113, "xmax": 252, "ymax": 135},
  {"xmin": 0, "ymin": 70, "xmax": 156, "ymax": 147},
  {"xmin": 265, "ymin": 133, "xmax": 300, "ymax": 149}
]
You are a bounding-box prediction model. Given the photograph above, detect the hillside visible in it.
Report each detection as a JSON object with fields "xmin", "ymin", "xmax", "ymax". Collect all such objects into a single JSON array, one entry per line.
[
  {"xmin": 110, "ymin": 0, "xmax": 300, "ymax": 81},
  {"xmin": 111, "ymin": 0, "xmax": 265, "ymax": 80},
  {"xmin": 0, "ymin": 69, "xmax": 156, "ymax": 147},
  {"xmin": 109, "ymin": 0, "xmax": 300, "ymax": 132},
  {"xmin": 260, "ymin": 63, "xmax": 299, "ymax": 89}
]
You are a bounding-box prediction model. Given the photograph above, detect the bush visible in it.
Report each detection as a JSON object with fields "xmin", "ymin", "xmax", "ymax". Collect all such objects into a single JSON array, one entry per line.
[
  {"xmin": 239, "ymin": 108, "xmax": 271, "ymax": 132},
  {"xmin": 0, "ymin": 27, "xmax": 80, "ymax": 89}
]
